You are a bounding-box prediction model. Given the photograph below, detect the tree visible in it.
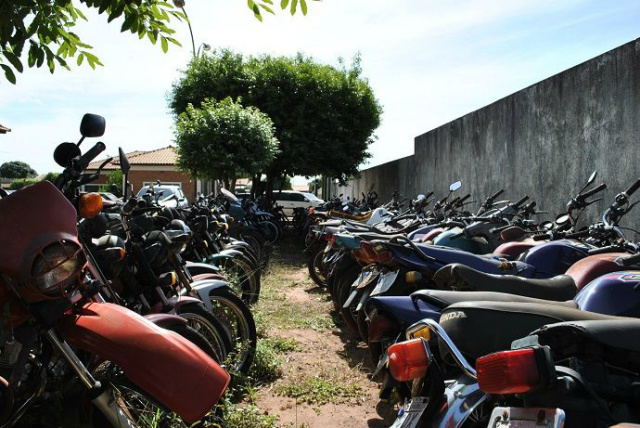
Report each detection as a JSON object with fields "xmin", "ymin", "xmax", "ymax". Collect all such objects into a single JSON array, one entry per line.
[
  {"xmin": 169, "ymin": 50, "xmax": 382, "ymax": 200},
  {"xmin": 0, "ymin": 161, "xmax": 37, "ymax": 178},
  {"xmin": 175, "ymin": 98, "xmax": 280, "ymax": 190},
  {"xmin": 0, "ymin": 0, "xmax": 318, "ymax": 84},
  {"xmin": 100, "ymin": 170, "xmax": 123, "ymax": 194}
]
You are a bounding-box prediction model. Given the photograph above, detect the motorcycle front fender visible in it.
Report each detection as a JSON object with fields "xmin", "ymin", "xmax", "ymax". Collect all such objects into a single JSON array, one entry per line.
[
  {"xmin": 167, "ymin": 295, "xmax": 206, "ymax": 312},
  {"xmin": 143, "ymin": 313, "xmax": 187, "ymax": 329},
  {"xmin": 181, "ymin": 279, "xmax": 232, "ymax": 312},
  {"xmin": 185, "ymin": 262, "xmax": 221, "ymax": 276},
  {"xmin": 58, "ymin": 302, "xmax": 230, "ymax": 423}
]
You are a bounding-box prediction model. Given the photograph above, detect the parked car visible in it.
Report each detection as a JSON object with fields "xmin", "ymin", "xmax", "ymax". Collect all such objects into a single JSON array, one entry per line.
[
  {"xmin": 136, "ymin": 184, "xmax": 189, "ymax": 208},
  {"xmin": 275, "ymin": 190, "xmax": 324, "ymax": 215}
]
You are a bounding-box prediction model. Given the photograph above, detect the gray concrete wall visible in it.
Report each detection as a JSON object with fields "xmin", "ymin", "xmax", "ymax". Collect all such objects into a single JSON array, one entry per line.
[{"xmin": 342, "ymin": 38, "xmax": 640, "ymax": 230}]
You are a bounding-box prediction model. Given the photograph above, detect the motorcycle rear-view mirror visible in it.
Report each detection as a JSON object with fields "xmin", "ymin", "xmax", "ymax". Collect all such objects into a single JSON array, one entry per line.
[
  {"xmin": 556, "ymin": 214, "xmax": 570, "ymax": 225},
  {"xmin": 449, "ymin": 181, "xmax": 462, "ymax": 192},
  {"xmin": 587, "ymin": 170, "xmax": 597, "ymax": 185},
  {"xmin": 53, "ymin": 142, "xmax": 81, "ymax": 167},
  {"xmin": 119, "ymin": 147, "xmax": 130, "ymax": 175},
  {"xmin": 80, "ymin": 113, "xmax": 106, "ymax": 139}
]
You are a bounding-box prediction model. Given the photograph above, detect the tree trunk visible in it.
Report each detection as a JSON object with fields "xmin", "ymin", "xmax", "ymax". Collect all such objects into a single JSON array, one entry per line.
[{"xmin": 230, "ymin": 178, "xmax": 237, "ymax": 193}]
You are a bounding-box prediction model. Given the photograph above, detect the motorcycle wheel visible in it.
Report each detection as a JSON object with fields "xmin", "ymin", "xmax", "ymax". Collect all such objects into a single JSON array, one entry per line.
[
  {"xmin": 259, "ymin": 221, "xmax": 280, "ymax": 245},
  {"xmin": 166, "ymin": 323, "xmax": 218, "ymax": 363},
  {"xmin": 219, "ymin": 256, "xmax": 261, "ymax": 304},
  {"xmin": 175, "ymin": 304, "xmax": 233, "ymax": 364},
  {"xmin": 238, "ymin": 229, "xmax": 269, "ymax": 268},
  {"xmin": 207, "ymin": 288, "xmax": 257, "ymax": 374},
  {"xmin": 356, "ymin": 309, "xmax": 369, "ymax": 343},
  {"xmin": 92, "ymin": 365, "xmax": 192, "ymax": 428},
  {"xmin": 307, "ymin": 249, "xmax": 327, "ymax": 287},
  {"xmin": 338, "ymin": 278, "xmax": 360, "ymax": 334}
]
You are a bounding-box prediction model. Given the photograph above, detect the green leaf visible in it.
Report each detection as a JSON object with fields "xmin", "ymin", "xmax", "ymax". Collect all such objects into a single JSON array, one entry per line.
[
  {"xmin": 161, "ymin": 36, "xmax": 169, "ymax": 53},
  {"xmin": 3, "ymin": 51, "xmax": 23, "ymax": 73},
  {"xmin": 259, "ymin": 4, "xmax": 275, "ymax": 14},
  {"xmin": 290, "ymin": 0, "xmax": 298, "ymax": 15},
  {"xmin": 77, "ymin": 53, "xmax": 84, "ymax": 66},
  {"xmin": 36, "ymin": 49, "xmax": 45, "ymax": 68},
  {"xmin": 121, "ymin": 14, "xmax": 136, "ymax": 32},
  {"xmin": 300, "ymin": 0, "xmax": 308, "ymax": 15},
  {"xmin": 1, "ymin": 65, "xmax": 16, "ymax": 84},
  {"xmin": 280, "ymin": 0, "xmax": 290, "ymax": 9}
]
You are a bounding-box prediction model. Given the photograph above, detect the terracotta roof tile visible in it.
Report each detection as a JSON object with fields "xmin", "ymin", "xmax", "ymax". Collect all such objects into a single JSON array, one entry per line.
[{"xmin": 87, "ymin": 146, "xmax": 177, "ymax": 170}]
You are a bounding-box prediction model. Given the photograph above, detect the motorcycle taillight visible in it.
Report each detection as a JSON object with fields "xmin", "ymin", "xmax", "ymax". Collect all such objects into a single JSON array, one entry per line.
[{"xmin": 477, "ymin": 347, "xmax": 554, "ymax": 394}]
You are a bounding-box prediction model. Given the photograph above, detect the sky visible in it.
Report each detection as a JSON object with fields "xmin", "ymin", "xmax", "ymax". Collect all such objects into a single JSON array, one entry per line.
[{"xmin": 1, "ymin": 0, "xmax": 640, "ymax": 176}]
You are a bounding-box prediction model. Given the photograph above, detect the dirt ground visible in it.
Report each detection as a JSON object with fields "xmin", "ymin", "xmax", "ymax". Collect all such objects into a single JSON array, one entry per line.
[{"xmin": 254, "ymin": 241, "xmax": 397, "ymax": 428}]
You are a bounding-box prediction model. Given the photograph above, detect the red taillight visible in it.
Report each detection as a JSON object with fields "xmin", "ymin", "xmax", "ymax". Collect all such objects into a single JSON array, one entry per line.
[
  {"xmin": 477, "ymin": 348, "xmax": 540, "ymax": 394},
  {"xmin": 368, "ymin": 312, "xmax": 398, "ymax": 342},
  {"xmin": 387, "ymin": 339, "xmax": 430, "ymax": 382},
  {"xmin": 360, "ymin": 241, "xmax": 394, "ymax": 264}
]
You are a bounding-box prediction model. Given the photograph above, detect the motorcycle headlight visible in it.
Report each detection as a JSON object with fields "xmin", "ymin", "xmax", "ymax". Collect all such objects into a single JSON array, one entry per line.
[{"xmin": 31, "ymin": 242, "xmax": 86, "ymax": 294}]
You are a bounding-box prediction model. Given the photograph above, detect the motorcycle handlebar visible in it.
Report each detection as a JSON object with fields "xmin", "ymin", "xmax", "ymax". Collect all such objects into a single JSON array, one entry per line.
[
  {"xmin": 588, "ymin": 245, "xmax": 622, "ymax": 255},
  {"xmin": 459, "ymin": 194, "xmax": 471, "ymax": 204},
  {"xmin": 626, "ymin": 178, "xmax": 640, "ymax": 197},
  {"xmin": 579, "ymin": 183, "xmax": 607, "ymax": 200},
  {"xmin": 564, "ymin": 229, "xmax": 590, "ymax": 239},
  {"xmin": 76, "ymin": 142, "xmax": 106, "ymax": 171},
  {"xmin": 512, "ymin": 195, "xmax": 529, "ymax": 209},
  {"xmin": 490, "ymin": 189, "xmax": 504, "ymax": 200},
  {"xmin": 532, "ymin": 233, "xmax": 549, "ymax": 241}
]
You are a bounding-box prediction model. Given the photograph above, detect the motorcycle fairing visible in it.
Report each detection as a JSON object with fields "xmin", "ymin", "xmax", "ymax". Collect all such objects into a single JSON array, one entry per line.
[{"xmin": 58, "ymin": 302, "xmax": 230, "ymax": 423}]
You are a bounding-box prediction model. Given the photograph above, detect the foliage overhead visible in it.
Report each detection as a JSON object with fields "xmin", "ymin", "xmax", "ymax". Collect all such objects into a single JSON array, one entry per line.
[
  {"xmin": 175, "ymin": 97, "xmax": 280, "ymax": 185},
  {"xmin": 169, "ymin": 49, "xmax": 382, "ymax": 182},
  {"xmin": 0, "ymin": 0, "xmax": 318, "ymax": 84},
  {"xmin": 101, "ymin": 169, "xmax": 123, "ymax": 193},
  {"xmin": 0, "ymin": 161, "xmax": 38, "ymax": 178}
]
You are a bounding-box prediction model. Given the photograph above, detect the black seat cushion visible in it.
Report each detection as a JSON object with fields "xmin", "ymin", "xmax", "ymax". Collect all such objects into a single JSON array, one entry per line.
[
  {"xmin": 531, "ymin": 320, "xmax": 640, "ymax": 371},
  {"xmin": 434, "ymin": 263, "xmax": 576, "ymax": 301},
  {"xmin": 410, "ymin": 289, "xmax": 577, "ymax": 310},
  {"xmin": 439, "ymin": 301, "xmax": 620, "ymax": 359}
]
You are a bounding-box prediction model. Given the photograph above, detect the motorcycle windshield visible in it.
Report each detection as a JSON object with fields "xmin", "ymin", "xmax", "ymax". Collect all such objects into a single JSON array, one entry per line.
[{"xmin": 0, "ymin": 181, "xmax": 77, "ymax": 277}]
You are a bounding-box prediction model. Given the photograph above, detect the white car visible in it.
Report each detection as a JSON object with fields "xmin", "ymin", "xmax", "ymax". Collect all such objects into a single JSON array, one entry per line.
[
  {"xmin": 137, "ymin": 185, "xmax": 189, "ymax": 208},
  {"xmin": 274, "ymin": 190, "xmax": 324, "ymax": 215}
]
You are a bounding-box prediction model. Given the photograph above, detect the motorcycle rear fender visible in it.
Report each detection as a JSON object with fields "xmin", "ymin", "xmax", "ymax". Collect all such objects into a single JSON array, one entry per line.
[
  {"xmin": 58, "ymin": 302, "xmax": 230, "ymax": 423},
  {"xmin": 430, "ymin": 375, "xmax": 486, "ymax": 428},
  {"xmin": 206, "ymin": 249, "xmax": 243, "ymax": 264},
  {"xmin": 181, "ymin": 279, "xmax": 232, "ymax": 312}
]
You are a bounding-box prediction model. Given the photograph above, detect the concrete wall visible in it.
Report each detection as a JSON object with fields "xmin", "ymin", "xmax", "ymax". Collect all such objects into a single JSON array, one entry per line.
[{"xmin": 342, "ymin": 38, "xmax": 640, "ymax": 230}]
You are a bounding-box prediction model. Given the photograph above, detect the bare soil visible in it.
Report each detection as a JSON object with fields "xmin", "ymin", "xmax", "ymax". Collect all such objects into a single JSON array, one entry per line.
[{"xmin": 254, "ymin": 240, "xmax": 397, "ymax": 428}]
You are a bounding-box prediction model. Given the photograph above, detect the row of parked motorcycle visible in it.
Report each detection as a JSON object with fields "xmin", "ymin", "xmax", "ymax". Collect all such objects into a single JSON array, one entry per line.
[
  {"xmin": 0, "ymin": 114, "xmax": 279, "ymax": 427},
  {"xmin": 305, "ymin": 172, "xmax": 640, "ymax": 428}
]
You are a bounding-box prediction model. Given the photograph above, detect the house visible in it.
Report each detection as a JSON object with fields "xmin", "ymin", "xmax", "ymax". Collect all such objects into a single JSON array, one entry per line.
[{"xmin": 85, "ymin": 146, "xmax": 210, "ymax": 202}]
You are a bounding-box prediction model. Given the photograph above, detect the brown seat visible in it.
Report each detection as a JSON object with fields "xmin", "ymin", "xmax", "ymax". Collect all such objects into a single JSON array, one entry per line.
[
  {"xmin": 433, "ymin": 263, "xmax": 576, "ymax": 301},
  {"xmin": 439, "ymin": 301, "xmax": 621, "ymax": 359}
]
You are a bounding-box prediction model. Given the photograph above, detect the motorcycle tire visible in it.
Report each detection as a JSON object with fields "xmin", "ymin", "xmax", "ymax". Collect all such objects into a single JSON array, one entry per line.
[
  {"xmin": 307, "ymin": 249, "xmax": 327, "ymax": 288},
  {"xmin": 219, "ymin": 256, "xmax": 261, "ymax": 304},
  {"xmin": 357, "ymin": 309, "xmax": 369, "ymax": 344},
  {"xmin": 175, "ymin": 304, "xmax": 234, "ymax": 365},
  {"xmin": 166, "ymin": 323, "xmax": 219, "ymax": 363},
  {"xmin": 338, "ymin": 277, "xmax": 360, "ymax": 334},
  {"xmin": 206, "ymin": 288, "xmax": 257, "ymax": 375}
]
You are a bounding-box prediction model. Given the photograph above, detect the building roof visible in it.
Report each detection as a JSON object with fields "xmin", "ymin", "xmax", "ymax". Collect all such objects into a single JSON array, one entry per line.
[
  {"xmin": 87, "ymin": 146, "xmax": 177, "ymax": 170},
  {"xmin": 0, "ymin": 124, "xmax": 11, "ymax": 134}
]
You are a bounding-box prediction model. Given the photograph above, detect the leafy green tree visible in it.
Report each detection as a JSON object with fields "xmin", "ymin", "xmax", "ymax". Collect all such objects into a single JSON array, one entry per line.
[
  {"xmin": 169, "ymin": 50, "xmax": 382, "ymax": 199},
  {"xmin": 0, "ymin": 0, "xmax": 317, "ymax": 84},
  {"xmin": 175, "ymin": 98, "xmax": 280, "ymax": 190},
  {"xmin": 43, "ymin": 171, "xmax": 60, "ymax": 182},
  {"xmin": 9, "ymin": 178, "xmax": 39, "ymax": 190},
  {"xmin": 100, "ymin": 170, "xmax": 123, "ymax": 194},
  {"xmin": 0, "ymin": 161, "xmax": 37, "ymax": 178}
]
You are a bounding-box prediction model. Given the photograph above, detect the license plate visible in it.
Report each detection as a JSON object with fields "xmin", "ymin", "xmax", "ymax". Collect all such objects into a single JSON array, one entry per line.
[
  {"xmin": 390, "ymin": 397, "xmax": 429, "ymax": 428},
  {"xmin": 370, "ymin": 270, "xmax": 399, "ymax": 296},
  {"xmin": 488, "ymin": 407, "xmax": 565, "ymax": 428}
]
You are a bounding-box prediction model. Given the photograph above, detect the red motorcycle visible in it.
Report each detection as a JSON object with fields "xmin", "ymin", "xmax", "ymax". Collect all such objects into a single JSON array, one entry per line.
[{"xmin": 0, "ymin": 114, "xmax": 230, "ymax": 427}]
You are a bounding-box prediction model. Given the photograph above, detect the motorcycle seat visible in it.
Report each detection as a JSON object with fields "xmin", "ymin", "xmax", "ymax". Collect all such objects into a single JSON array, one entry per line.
[
  {"xmin": 410, "ymin": 289, "xmax": 577, "ymax": 310},
  {"xmin": 531, "ymin": 320, "xmax": 640, "ymax": 370},
  {"xmin": 433, "ymin": 263, "xmax": 576, "ymax": 301},
  {"xmin": 439, "ymin": 301, "xmax": 621, "ymax": 360}
]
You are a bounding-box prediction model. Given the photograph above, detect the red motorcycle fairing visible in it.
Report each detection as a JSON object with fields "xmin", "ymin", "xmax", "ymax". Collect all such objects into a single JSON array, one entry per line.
[
  {"xmin": 566, "ymin": 252, "xmax": 627, "ymax": 290},
  {"xmin": 58, "ymin": 302, "xmax": 230, "ymax": 423},
  {"xmin": 421, "ymin": 228, "xmax": 444, "ymax": 243}
]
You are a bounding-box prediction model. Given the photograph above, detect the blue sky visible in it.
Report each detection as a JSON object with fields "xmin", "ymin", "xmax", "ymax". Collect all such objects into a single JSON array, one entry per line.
[{"xmin": 1, "ymin": 0, "xmax": 639, "ymax": 175}]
